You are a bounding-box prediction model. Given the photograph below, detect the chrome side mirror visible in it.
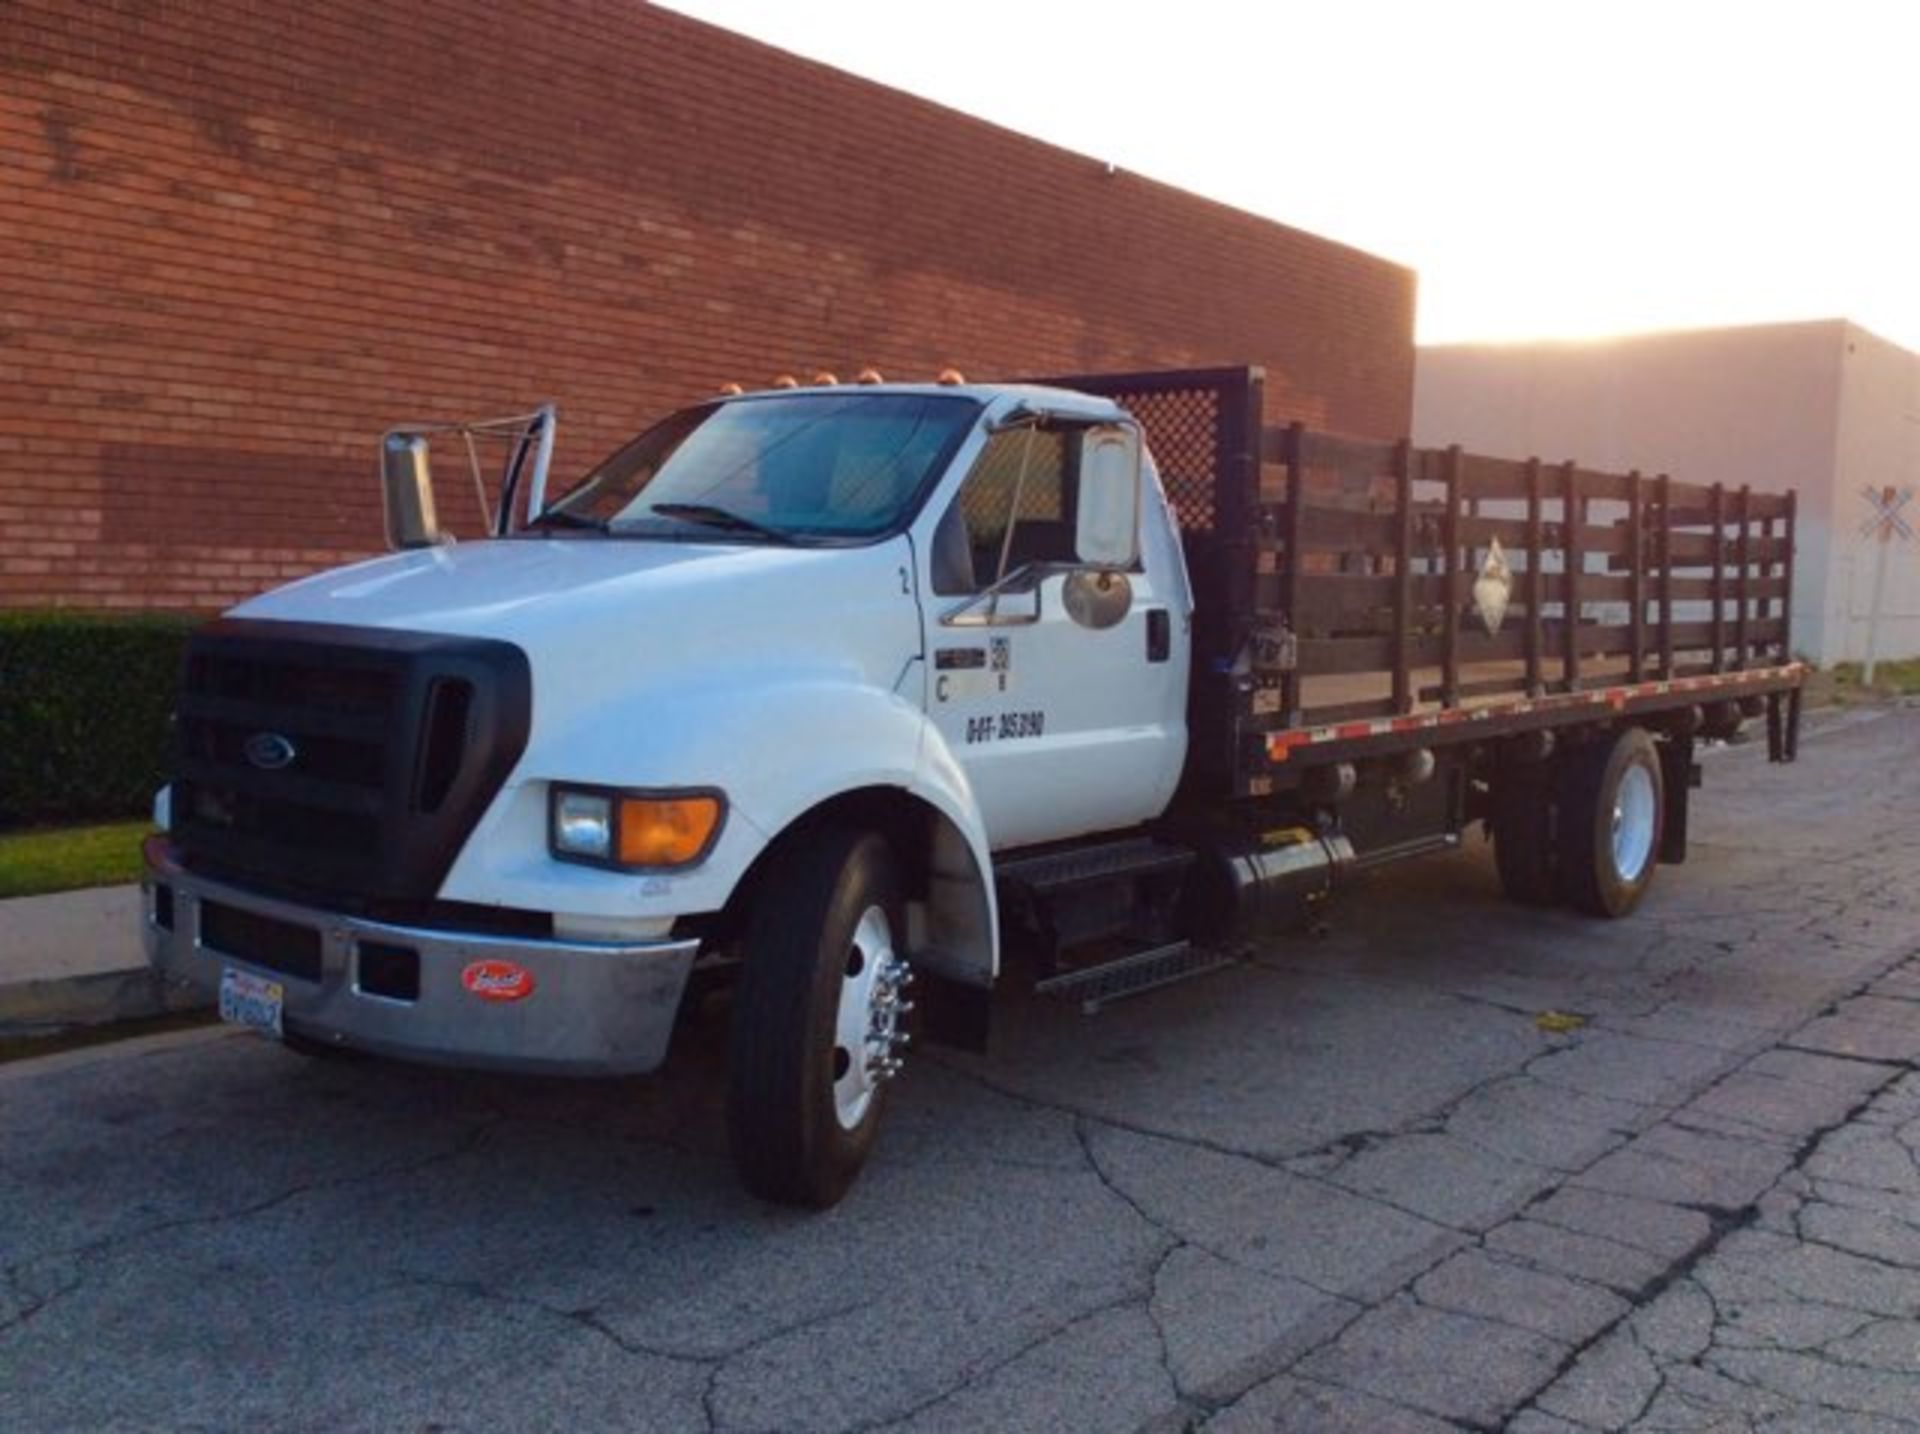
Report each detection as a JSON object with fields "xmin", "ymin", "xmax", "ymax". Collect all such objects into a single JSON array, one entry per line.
[
  {"xmin": 378, "ymin": 404, "xmax": 556, "ymax": 548},
  {"xmin": 1075, "ymin": 425, "xmax": 1142, "ymax": 568},
  {"xmin": 381, "ymin": 433, "xmax": 442, "ymax": 550}
]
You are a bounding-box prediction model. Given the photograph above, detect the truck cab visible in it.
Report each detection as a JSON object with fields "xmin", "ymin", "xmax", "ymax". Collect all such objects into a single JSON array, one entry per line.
[{"xmin": 144, "ymin": 378, "xmax": 1194, "ymax": 1205}]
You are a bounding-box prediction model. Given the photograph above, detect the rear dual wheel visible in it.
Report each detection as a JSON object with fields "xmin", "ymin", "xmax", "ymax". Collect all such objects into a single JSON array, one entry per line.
[
  {"xmin": 1490, "ymin": 768, "xmax": 1560, "ymax": 906},
  {"xmin": 1558, "ymin": 727, "xmax": 1665, "ymax": 918},
  {"xmin": 1492, "ymin": 726, "xmax": 1665, "ymax": 919}
]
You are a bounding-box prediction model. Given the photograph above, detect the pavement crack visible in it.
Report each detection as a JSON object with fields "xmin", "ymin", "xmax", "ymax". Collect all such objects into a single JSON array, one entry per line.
[
  {"xmin": 0, "ymin": 1262, "xmax": 82, "ymax": 1338},
  {"xmin": 1293, "ymin": 1370, "xmax": 1503, "ymax": 1433},
  {"xmin": 933, "ymin": 1053, "xmax": 1466, "ymax": 1240},
  {"xmin": 925, "ymin": 1052, "xmax": 1265, "ymax": 1167},
  {"xmin": 1142, "ymin": 1242, "xmax": 1204, "ymax": 1421},
  {"xmin": 687, "ymin": 1297, "xmax": 879, "ymax": 1432},
  {"xmin": 1617, "ymin": 1318, "xmax": 1670, "ymax": 1427},
  {"xmin": 851, "ymin": 1288, "xmax": 1154, "ymax": 1434},
  {"xmin": 1506, "ymin": 1004, "xmax": 1916, "ymax": 1426},
  {"xmin": 1783, "ymin": 1229, "xmax": 1920, "ymax": 1278},
  {"xmin": 1405, "ymin": 1277, "xmax": 1576, "ymax": 1348},
  {"xmin": 399, "ymin": 1272, "xmax": 714, "ymax": 1367},
  {"xmin": 1, "ymin": 1113, "xmax": 505, "ymax": 1294},
  {"xmin": 1067, "ymin": 1115, "xmax": 1325, "ymax": 1292}
]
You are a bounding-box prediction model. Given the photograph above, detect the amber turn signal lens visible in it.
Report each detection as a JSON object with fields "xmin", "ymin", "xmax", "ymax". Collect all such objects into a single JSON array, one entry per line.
[{"xmin": 616, "ymin": 795, "xmax": 722, "ymax": 866}]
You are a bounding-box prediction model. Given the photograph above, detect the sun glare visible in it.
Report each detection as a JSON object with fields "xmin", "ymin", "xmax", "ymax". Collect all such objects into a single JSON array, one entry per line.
[{"xmin": 661, "ymin": 0, "xmax": 1920, "ymax": 353}]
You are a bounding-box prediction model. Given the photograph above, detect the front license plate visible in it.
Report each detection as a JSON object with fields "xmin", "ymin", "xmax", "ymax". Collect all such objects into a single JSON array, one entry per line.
[{"xmin": 219, "ymin": 968, "xmax": 284, "ymax": 1039}]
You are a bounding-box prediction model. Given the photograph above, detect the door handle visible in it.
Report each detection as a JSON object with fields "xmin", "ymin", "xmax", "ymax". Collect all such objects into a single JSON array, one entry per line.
[{"xmin": 1146, "ymin": 608, "xmax": 1171, "ymax": 662}]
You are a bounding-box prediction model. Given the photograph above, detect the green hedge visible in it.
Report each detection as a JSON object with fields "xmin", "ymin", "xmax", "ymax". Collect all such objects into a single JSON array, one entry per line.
[{"xmin": 0, "ymin": 612, "xmax": 198, "ymax": 829}]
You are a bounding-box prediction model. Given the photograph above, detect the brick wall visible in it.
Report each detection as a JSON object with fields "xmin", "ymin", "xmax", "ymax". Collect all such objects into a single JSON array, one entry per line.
[{"xmin": 0, "ymin": 0, "xmax": 1414, "ymax": 612}]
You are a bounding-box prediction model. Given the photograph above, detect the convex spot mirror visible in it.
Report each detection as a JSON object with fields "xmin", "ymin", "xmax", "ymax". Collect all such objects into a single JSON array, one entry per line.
[
  {"xmin": 1075, "ymin": 425, "xmax": 1142, "ymax": 569},
  {"xmin": 382, "ymin": 433, "xmax": 443, "ymax": 550}
]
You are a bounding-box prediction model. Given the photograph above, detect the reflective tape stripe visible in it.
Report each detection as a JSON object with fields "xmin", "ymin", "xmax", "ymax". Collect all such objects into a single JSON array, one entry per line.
[{"xmin": 1266, "ymin": 664, "xmax": 1804, "ymax": 762}]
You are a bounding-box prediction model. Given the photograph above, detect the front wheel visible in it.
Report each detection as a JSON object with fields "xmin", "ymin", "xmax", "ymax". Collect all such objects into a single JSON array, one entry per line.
[
  {"xmin": 727, "ymin": 827, "xmax": 912, "ymax": 1207},
  {"xmin": 1558, "ymin": 727, "xmax": 1666, "ymax": 918}
]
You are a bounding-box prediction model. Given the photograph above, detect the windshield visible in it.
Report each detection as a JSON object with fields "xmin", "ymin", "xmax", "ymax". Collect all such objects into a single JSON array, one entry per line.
[{"xmin": 536, "ymin": 391, "xmax": 982, "ymax": 542}]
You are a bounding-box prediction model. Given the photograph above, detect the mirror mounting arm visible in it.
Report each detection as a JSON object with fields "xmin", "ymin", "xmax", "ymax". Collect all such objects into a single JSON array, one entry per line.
[
  {"xmin": 940, "ymin": 563, "xmax": 1061, "ymax": 627},
  {"xmin": 496, "ymin": 403, "xmax": 559, "ymax": 536}
]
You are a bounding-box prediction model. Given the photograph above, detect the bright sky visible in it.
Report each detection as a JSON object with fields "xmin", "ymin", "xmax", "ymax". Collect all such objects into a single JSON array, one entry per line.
[{"xmin": 660, "ymin": 0, "xmax": 1919, "ymax": 352}]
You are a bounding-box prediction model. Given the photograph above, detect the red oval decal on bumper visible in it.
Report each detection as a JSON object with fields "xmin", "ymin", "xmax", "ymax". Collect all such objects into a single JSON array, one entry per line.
[{"xmin": 462, "ymin": 959, "xmax": 535, "ymax": 1002}]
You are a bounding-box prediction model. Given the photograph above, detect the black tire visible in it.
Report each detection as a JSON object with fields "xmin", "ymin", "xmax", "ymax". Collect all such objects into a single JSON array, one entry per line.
[
  {"xmin": 727, "ymin": 827, "xmax": 905, "ymax": 1208},
  {"xmin": 1557, "ymin": 727, "xmax": 1666, "ymax": 918},
  {"xmin": 1491, "ymin": 769, "xmax": 1559, "ymax": 906}
]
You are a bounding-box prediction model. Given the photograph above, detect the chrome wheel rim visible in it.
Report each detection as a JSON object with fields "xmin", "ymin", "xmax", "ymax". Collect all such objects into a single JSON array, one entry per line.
[
  {"xmin": 831, "ymin": 905, "xmax": 913, "ymax": 1131},
  {"xmin": 1611, "ymin": 762, "xmax": 1658, "ymax": 883}
]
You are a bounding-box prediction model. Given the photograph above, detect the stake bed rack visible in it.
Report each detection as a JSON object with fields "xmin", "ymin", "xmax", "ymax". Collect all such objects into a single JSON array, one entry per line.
[{"xmin": 1045, "ymin": 365, "xmax": 1805, "ymax": 800}]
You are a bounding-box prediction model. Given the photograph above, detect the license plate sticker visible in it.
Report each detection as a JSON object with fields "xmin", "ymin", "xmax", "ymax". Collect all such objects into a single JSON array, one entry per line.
[{"xmin": 219, "ymin": 968, "xmax": 284, "ymax": 1038}]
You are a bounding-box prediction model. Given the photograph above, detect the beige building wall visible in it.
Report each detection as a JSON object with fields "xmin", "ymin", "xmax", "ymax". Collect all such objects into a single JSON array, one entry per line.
[
  {"xmin": 1830, "ymin": 326, "xmax": 1920, "ymax": 666},
  {"xmin": 1415, "ymin": 320, "xmax": 1920, "ymax": 666}
]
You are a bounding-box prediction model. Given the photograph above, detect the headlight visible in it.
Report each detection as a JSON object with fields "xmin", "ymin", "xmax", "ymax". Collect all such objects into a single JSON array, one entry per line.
[
  {"xmin": 552, "ymin": 789, "xmax": 614, "ymax": 860},
  {"xmin": 548, "ymin": 785, "xmax": 726, "ymax": 870}
]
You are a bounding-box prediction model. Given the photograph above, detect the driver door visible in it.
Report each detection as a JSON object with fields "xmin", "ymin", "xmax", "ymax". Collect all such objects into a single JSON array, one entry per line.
[{"xmin": 919, "ymin": 418, "xmax": 1186, "ymax": 850}]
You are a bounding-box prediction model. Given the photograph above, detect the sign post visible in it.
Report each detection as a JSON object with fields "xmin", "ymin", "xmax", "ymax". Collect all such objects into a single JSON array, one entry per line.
[{"xmin": 1858, "ymin": 484, "xmax": 1914, "ymax": 685}]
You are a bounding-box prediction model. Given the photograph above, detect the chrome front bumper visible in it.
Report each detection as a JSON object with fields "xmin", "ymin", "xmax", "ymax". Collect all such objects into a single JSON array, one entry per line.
[{"xmin": 141, "ymin": 838, "xmax": 700, "ymax": 1075}]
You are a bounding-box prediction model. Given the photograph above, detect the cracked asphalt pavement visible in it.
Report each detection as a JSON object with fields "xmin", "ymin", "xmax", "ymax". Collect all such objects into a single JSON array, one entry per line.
[{"xmin": 5, "ymin": 705, "xmax": 1919, "ymax": 1431}]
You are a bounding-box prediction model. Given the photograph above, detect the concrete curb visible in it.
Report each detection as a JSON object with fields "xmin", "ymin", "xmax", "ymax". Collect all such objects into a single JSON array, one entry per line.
[
  {"xmin": 0, "ymin": 965, "xmax": 209, "ymax": 1037},
  {"xmin": 0, "ymin": 884, "xmax": 210, "ymax": 1038}
]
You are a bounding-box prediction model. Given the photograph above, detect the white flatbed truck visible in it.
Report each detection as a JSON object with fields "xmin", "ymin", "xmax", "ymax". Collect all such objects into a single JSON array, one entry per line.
[{"xmin": 144, "ymin": 366, "xmax": 1805, "ymax": 1206}]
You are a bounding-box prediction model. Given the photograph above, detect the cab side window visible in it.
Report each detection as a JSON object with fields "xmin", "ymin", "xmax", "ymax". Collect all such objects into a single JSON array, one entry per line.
[{"xmin": 932, "ymin": 427, "xmax": 1078, "ymax": 595}]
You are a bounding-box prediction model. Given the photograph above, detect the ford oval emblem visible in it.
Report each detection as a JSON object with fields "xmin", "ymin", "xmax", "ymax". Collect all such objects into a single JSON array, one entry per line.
[{"xmin": 243, "ymin": 731, "xmax": 297, "ymax": 770}]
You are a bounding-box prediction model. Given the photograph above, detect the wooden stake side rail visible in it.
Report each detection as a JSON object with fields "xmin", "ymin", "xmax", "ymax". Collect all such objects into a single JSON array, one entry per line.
[
  {"xmin": 1256, "ymin": 426, "xmax": 1799, "ymax": 741},
  {"xmin": 1034, "ymin": 364, "xmax": 1805, "ymax": 802}
]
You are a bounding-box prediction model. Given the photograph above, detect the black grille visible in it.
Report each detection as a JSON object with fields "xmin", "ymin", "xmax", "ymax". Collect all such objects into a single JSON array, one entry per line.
[{"xmin": 171, "ymin": 620, "xmax": 531, "ymax": 907}]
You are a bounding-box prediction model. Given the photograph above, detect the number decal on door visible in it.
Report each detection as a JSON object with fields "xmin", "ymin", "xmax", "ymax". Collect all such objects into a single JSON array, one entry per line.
[{"xmin": 965, "ymin": 711, "xmax": 1046, "ymax": 744}]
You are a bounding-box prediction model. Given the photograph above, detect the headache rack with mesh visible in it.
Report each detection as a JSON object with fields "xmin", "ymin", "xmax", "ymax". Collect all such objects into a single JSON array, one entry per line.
[{"xmin": 1039, "ymin": 365, "xmax": 1805, "ymax": 803}]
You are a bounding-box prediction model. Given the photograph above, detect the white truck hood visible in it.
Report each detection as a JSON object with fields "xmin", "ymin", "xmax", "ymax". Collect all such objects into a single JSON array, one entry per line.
[
  {"xmin": 231, "ymin": 534, "xmax": 925, "ymax": 762},
  {"xmin": 233, "ymin": 535, "xmax": 840, "ymax": 640}
]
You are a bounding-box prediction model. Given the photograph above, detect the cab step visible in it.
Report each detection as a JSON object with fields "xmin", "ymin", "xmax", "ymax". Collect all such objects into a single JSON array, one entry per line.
[
  {"xmin": 996, "ymin": 837, "xmax": 1195, "ymax": 897},
  {"xmin": 1033, "ymin": 940, "xmax": 1235, "ymax": 1014}
]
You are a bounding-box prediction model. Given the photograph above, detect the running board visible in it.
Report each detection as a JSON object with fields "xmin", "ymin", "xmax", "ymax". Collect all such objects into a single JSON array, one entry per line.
[
  {"xmin": 1034, "ymin": 941, "xmax": 1236, "ymax": 1014},
  {"xmin": 996, "ymin": 838, "xmax": 1195, "ymax": 897}
]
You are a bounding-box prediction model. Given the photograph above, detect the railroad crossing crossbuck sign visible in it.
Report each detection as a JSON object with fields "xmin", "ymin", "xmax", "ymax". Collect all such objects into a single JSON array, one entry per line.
[
  {"xmin": 1859, "ymin": 484, "xmax": 1915, "ymax": 543},
  {"xmin": 1857, "ymin": 484, "xmax": 1913, "ymax": 686}
]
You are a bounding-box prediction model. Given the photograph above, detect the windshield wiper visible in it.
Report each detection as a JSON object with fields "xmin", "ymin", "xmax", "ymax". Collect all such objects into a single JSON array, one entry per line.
[
  {"xmin": 648, "ymin": 502, "xmax": 796, "ymax": 544},
  {"xmin": 529, "ymin": 508, "xmax": 608, "ymax": 532}
]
